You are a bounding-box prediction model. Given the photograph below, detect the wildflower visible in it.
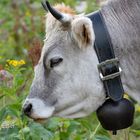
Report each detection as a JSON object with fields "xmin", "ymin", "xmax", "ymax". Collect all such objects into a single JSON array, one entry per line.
[
  {"xmin": 20, "ymin": 60, "xmax": 26, "ymax": 65},
  {"xmin": 1, "ymin": 116, "xmax": 16, "ymax": 129},
  {"xmin": 0, "ymin": 70, "xmax": 13, "ymax": 87},
  {"xmin": 124, "ymin": 93, "xmax": 129, "ymax": 99},
  {"xmin": 7, "ymin": 59, "xmax": 25, "ymax": 67}
]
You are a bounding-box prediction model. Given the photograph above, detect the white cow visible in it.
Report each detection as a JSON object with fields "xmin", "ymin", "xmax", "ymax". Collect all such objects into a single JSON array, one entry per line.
[{"xmin": 23, "ymin": 0, "xmax": 140, "ymax": 121}]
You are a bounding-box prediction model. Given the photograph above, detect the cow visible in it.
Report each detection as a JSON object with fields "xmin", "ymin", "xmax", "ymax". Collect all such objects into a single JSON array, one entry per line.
[{"xmin": 23, "ymin": 0, "xmax": 140, "ymax": 121}]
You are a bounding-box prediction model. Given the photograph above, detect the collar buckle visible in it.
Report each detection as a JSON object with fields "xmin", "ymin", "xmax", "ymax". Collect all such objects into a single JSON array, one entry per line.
[{"xmin": 98, "ymin": 58, "xmax": 122, "ymax": 81}]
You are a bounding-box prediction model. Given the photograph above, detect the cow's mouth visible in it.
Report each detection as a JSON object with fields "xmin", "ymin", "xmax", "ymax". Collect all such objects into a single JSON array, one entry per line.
[{"xmin": 34, "ymin": 118, "xmax": 47, "ymax": 123}]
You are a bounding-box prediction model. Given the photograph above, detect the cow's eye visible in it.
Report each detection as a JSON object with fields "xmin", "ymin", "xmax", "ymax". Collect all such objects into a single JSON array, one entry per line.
[{"xmin": 50, "ymin": 57, "xmax": 63, "ymax": 68}]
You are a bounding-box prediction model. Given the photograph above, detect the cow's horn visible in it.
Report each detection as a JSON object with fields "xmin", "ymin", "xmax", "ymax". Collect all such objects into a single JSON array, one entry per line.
[{"xmin": 41, "ymin": 1, "xmax": 70, "ymax": 23}]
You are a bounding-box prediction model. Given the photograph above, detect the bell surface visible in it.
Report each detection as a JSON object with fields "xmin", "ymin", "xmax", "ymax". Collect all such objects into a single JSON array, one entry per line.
[{"xmin": 96, "ymin": 98, "xmax": 135, "ymax": 131}]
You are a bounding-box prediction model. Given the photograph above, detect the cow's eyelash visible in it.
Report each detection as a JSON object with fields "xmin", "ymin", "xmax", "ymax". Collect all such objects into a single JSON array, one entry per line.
[{"xmin": 50, "ymin": 57, "xmax": 63, "ymax": 68}]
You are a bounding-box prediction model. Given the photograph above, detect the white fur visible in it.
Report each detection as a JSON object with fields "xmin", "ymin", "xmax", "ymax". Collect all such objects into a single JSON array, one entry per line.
[
  {"xmin": 23, "ymin": 0, "xmax": 140, "ymax": 120},
  {"xmin": 23, "ymin": 15, "xmax": 105, "ymax": 120},
  {"xmin": 101, "ymin": 0, "xmax": 140, "ymax": 103},
  {"xmin": 52, "ymin": 47, "xmax": 105, "ymax": 118},
  {"xmin": 25, "ymin": 0, "xmax": 140, "ymax": 121},
  {"xmin": 61, "ymin": 13, "xmax": 72, "ymax": 22}
]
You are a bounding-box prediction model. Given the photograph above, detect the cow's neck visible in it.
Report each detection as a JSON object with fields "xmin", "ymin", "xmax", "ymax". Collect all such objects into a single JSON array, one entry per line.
[{"xmin": 100, "ymin": 0, "xmax": 140, "ymax": 102}]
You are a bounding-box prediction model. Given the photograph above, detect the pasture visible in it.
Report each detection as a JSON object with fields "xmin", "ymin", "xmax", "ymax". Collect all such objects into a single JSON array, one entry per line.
[{"xmin": 0, "ymin": 0, "xmax": 140, "ymax": 139}]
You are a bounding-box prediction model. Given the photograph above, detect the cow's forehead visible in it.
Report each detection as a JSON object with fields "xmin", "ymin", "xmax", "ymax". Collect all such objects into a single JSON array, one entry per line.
[
  {"xmin": 46, "ymin": 3, "xmax": 75, "ymax": 21},
  {"xmin": 40, "ymin": 33, "xmax": 68, "ymax": 63},
  {"xmin": 39, "ymin": 4, "xmax": 76, "ymax": 63}
]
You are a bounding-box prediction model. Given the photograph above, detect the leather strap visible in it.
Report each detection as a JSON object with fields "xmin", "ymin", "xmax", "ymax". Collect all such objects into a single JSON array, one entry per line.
[{"xmin": 87, "ymin": 11, "xmax": 124, "ymax": 101}]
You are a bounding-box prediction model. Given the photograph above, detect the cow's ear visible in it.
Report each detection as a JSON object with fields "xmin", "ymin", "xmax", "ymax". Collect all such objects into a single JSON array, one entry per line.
[{"xmin": 71, "ymin": 17, "xmax": 95, "ymax": 49}]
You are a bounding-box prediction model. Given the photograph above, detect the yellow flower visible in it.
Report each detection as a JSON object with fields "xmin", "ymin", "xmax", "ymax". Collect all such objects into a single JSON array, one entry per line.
[
  {"xmin": 19, "ymin": 60, "xmax": 25, "ymax": 65},
  {"xmin": 124, "ymin": 93, "xmax": 129, "ymax": 99},
  {"xmin": 7, "ymin": 59, "xmax": 26, "ymax": 67},
  {"xmin": 13, "ymin": 61, "xmax": 18, "ymax": 67}
]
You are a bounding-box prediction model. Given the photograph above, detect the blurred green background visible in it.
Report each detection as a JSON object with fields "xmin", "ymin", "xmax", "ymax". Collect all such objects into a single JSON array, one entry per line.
[{"xmin": 0, "ymin": 0, "xmax": 140, "ymax": 140}]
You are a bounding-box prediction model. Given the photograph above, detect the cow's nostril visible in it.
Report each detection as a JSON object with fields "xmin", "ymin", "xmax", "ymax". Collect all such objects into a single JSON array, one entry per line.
[{"xmin": 23, "ymin": 103, "xmax": 32, "ymax": 116}]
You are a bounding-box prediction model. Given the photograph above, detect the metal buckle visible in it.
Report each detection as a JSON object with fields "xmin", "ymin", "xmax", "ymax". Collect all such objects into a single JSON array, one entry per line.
[{"xmin": 98, "ymin": 58, "xmax": 122, "ymax": 81}]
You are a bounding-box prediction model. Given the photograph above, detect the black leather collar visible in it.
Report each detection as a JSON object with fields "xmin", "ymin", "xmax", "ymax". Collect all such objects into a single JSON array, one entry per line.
[{"xmin": 87, "ymin": 11, "xmax": 124, "ymax": 101}]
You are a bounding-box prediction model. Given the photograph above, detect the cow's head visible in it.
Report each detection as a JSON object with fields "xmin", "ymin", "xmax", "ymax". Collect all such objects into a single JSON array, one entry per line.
[{"xmin": 23, "ymin": 1, "xmax": 105, "ymax": 121}]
